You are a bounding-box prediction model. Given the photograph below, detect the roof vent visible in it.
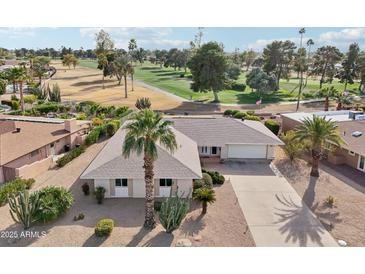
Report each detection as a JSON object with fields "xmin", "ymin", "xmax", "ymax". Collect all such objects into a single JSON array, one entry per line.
[
  {"xmin": 15, "ymin": 127, "xmax": 21, "ymax": 133},
  {"xmin": 352, "ymin": 131, "xmax": 362, "ymax": 137}
]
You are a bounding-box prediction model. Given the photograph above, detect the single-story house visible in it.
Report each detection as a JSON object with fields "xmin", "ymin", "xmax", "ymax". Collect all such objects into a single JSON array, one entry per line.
[
  {"xmin": 81, "ymin": 116, "xmax": 283, "ymax": 198},
  {"xmin": 0, "ymin": 115, "xmax": 91, "ymax": 184},
  {"xmin": 281, "ymin": 110, "xmax": 365, "ymax": 173}
]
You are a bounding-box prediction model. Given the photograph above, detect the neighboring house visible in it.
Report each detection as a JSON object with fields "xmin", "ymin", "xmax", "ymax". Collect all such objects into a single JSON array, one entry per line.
[
  {"xmin": 281, "ymin": 110, "xmax": 365, "ymax": 173},
  {"xmin": 81, "ymin": 116, "xmax": 283, "ymax": 198},
  {"xmin": 0, "ymin": 115, "xmax": 91, "ymax": 184}
]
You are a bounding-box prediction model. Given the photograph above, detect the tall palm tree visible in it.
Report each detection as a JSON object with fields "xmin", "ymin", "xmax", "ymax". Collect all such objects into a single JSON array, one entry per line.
[
  {"xmin": 317, "ymin": 86, "xmax": 338, "ymax": 111},
  {"xmin": 122, "ymin": 109, "xmax": 178, "ymax": 228},
  {"xmin": 295, "ymin": 116, "xmax": 343, "ymax": 177},
  {"xmin": 114, "ymin": 55, "xmax": 133, "ymax": 98},
  {"xmin": 304, "ymin": 39, "xmax": 315, "ymax": 88}
]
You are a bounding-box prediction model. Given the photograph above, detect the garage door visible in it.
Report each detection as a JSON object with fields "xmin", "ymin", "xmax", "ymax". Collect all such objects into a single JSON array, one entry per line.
[{"xmin": 227, "ymin": 144, "xmax": 267, "ymax": 159}]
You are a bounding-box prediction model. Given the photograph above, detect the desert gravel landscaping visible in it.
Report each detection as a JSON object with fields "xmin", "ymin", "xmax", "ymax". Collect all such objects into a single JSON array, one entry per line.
[
  {"xmin": 274, "ymin": 148, "xmax": 365, "ymax": 246},
  {"xmin": 0, "ymin": 140, "xmax": 254, "ymax": 247}
]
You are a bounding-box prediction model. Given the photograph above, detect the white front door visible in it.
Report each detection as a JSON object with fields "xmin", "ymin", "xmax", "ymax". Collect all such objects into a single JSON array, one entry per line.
[
  {"xmin": 358, "ymin": 155, "xmax": 365, "ymax": 172},
  {"xmin": 115, "ymin": 179, "xmax": 129, "ymax": 197},
  {"xmin": 159, "ymin": 178, "xmax": 172, "ymax": 197}
]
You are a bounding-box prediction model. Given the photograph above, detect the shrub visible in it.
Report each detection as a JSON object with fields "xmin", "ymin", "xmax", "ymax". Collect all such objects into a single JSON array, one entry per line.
[
  {"xmin": 279, "ymin": 130, "xmax": 306, "ymax": 161},
  {"xmin": 324, "ymin": 195, "xmax": 336, "ymax": 207},
  {"xmin": 264, "ymin": 119, "xmax": 280, "ymax": 135},
  {"xmin": 24, "ymin": 94, "xmax": 37, "ymax": 104},
  {"xmin": 0, "ymin": 178, "xmax": 35, "ymax": 206},
  {"xmin": 106, "ymin": 121, "xmax": 118, "ymax": 137},
  {"xmin": 49, "ymin": 83, "xmax": 61, "ymax": 102},
  {"xmin": 32, "ymin": 186, "xmax": 74, "ymax": 223},
  {"xmin": 73, "ymin": 213, "xmax": 85, "ymax": 221},
  {"xmin": 233, "ymin": 111, "xmax": 246, "ymax": 119},
  {"xmin": 115, "ymin": 106, "xmax": 130, "ymax": 117},
  {"xmin": 159, "ymin": 195, "xmax": 189, "ymax": 233},
  {"xmin": 230, "ymin": 82, "xmax": 246, "ymax": 92},
  {"xmin": 34, "ymin": 102, "xmax": 60, "ymax": 114},
  {"xmin": 8, "ymin": 190, "xmax": 40, "ymax": 229},
  {"xmin": 11, "ymin": 94, "xmax": 18, "ymax": 101},
  {"xmin": 135, "ymin": 97, "xmax": 151, "ymax": 110},
  {"xmin": 95, "ymin": 186, "xmax": 106, "ymax": 204},
  {"xmin": 76, "ymin": 112, "xmax": 87, "ymax": 120},
  {"xmin": 85, "ymin": 126, "xmax": 106, "ymax": 145},
  {"xmin": 154, "ymin": 200, "xmax": 163, "ymax": 212},
  {"xmin": 1, "ymin": 100, "xmax": 19, "ymax": 110},
  {"xmin": 95, "ymin": 219, "xmax": 114, "ymax": 237},
  {"xmin": 246, "ymin": 110, "xmax": 255, "ymax": 116},
  {"xmin": 82, "ymin": 183, "xmax": 90, "ymax": 195},
  {"xmin": 203, "ymin": 170, "xmax": 225, "ymax": 185},
  {"xmin": 223, "ymin": 109, "xmax": 233, "ymax": 116},
  {"xmin": 245, "ymin": 115, "xmax": 261, "ymax": 121},
  {"xmin": 231, "ymin": 109, "xmax": 240, "ymax": 116},
  {"xmin": 92, "ymin": 117, "xmax": 103, "ymax": 126},
  {"xmin": 56, "ymin": 145, "xmax": 86, "ymax": 167}
]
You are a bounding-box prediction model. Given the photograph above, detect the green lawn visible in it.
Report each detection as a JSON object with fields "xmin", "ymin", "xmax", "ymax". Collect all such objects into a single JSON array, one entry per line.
[{"xmin": 79, "ymin": 60, "xmax": 360, "ymax": 104}]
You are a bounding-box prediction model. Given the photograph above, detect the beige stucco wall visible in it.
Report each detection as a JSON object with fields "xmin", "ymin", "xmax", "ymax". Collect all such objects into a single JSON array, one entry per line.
[
  {"xmin": 15, "ymin": 156, "xmax": 53, "ymax": 179},
  {"xmin": 176, "ymin": 179, "xmax": 193, "ymax": 198},
  {"xmin": 94, "ymin": 179, "xmax": 111, "ymax": 197},
  {"xmin": 281, "ymin": 116, "xmax": 301, "ymax": 132},
  {"xmin": 328, "ymin": 147, "xmax": 359, "ymax": 169},
  {"xmin": 267, "ymin": 145, "xmax": 274, "ymax": 159},
  {"xmin": 221, "ymin": 145, "xmax": 228, "ymax": 159},
  {"xmin": 133, "ymin": 179, "xmax": 146, "ymax": 198},
  {"xmin": 5, "ymin": 146, "xmax": 48, "ymax": 169}
]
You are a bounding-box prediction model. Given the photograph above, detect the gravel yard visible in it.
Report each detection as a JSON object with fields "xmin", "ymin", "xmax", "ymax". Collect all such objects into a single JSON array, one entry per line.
[{"xmin": 274, "ymin": 148, "xmax": 365, "ymax": 246}]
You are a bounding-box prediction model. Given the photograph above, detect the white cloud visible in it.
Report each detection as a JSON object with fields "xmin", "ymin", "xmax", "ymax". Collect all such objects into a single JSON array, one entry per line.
[
  {"xmin": 0, "ymin": 27, "xmax": 36, "ymax": 39},
  {"xmin": 79, "ymin": 27, "xmax": 189, "ymax": 49},
  {"xmin": 319, "ymin": 28, "xmax": 365, "ymax": 42}
]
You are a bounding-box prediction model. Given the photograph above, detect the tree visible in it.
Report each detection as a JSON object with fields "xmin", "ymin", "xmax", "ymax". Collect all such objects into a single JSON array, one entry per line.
[
  {"xmin": 62, "ymin": 54, "xmax": 76, "ymax": 69},
  {"xmin": 303, "ymin": 39, "xmax": 315, "ymax": 87},
  {"xmin": 7, "ymin": 67, "xmax": 29, "ymax": 111},
  {"xmin": 128, "ymin": 38, "xmax": 138, "ymax": 65},
  {"xmin": 336, "ymin": 43, "xmax": 360, "ymax": 91},
  {"xmin": 95, "ymin": 29, "xmax": 114, "ymax": 55},
  {"xmin": 243, "ymin": 49, "xmax": 258, "ymax": 71},
  {"xmin": 97, "ymin": 53, "xmax": 108, "ymax": 89},
  {"xmin": 246, "ymin": 68, "xmax": 277, "ymax": 97},
  {"xmin": 317, "ymin": 86, "xmax": 338, "ymax": 111},
  {"xmin": 279, "ymin": 130, "xmax": 305, "ymax": 162},
  {"xmin": 295, "ymin": 116, "xmax": 343, "ymax": 177},
  {"xmin": 294, "ymin": 47, "xmax": 308, "ymax": 111},
  {"xmin": 122, "ymin": 109, "xmax": 178, "ymax": 228},
  {"xmin": 311, "ymin": 46, "xmax": 342, "ymax": 89},
  {"xmin": 135, "ymin": 47, "xmax": 146, "ymax": 66},
  {"xmin": 0, "ymin": 71, "xmax": 7, "ymax": 95},
  {"xmin": 357, "ymin": 52, "xmax": 365, "ymax": 94},
  {"xmin": 262, "ymin": 40, "xmax": 296, "ymax": 88},
  {"xmin": 194, "ymin": 187, "xmax": 216, "ymax": 214},
  {"xmin": 226, "ymin": 63, "xmax": 241, "ymax": 80},
  {"xmin": 188, "ymin": 42, "xmax": 228, "ymax": 102},
  {"xmin": 32, "ymin": 63, "xmax": 47, "ymax": 85},
  {"xmin": 113, "ymin": 54, "xmax": 133, "ymax": 98}
]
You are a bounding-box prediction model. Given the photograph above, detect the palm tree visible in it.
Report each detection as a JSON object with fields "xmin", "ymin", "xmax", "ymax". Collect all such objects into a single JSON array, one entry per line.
[
  {"xmin": 114, "ymin": 55, "xmax": 133, "ymax": 98},
  {"xmin": 304, "ymin": 39, "xmax": 315, "ymax": 88},
  {"xmin": 32, "ymin": 63, "xmax": 47, "ymax": 85},
  {"xmin": 335, "ymin": 92, "xmax": 352, "ymax": 110},
  {"xmin": 6, "ymin": 67, "xmax": 29, "ymax": 111},
  {"xmin": 194, "ymin": 187, "xmax": 216, "ymax": 214},
  {"xmin": 130, "ymin": 66, "xmax": 135, "ymax": 91},
  {"xmin": 317, "ymin": 86, "xmax": 338, "ymax": 111},
  {"xmin": 122, "ymin": 109, "xmax": 178, "ymax": 228},
  {"xmin": 295, "ymin": 116, "xmax": 343, "ymax": 177}
]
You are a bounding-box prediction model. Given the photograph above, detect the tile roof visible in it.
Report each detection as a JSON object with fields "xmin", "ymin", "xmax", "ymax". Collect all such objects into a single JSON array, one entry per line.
[
  {"xmin": 81, "ymin": 126, "xmax": 202, "ymax": 180},
  {"xmin": 166, "ymin": 116, "xmax": 283, "ymax": 146}
]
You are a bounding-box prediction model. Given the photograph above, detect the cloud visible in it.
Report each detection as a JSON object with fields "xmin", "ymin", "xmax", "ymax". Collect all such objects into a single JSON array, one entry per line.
[
  {"xmin": 0, "ymin": 28, "xmax": 36, "ymax": 39},
  {"xmin": 79, "ymin": 27, "xmax": 189, "ymax": 49},
  {"xmin": 319, "ymin": 28, "xmax": 365, "ymax": 42}
]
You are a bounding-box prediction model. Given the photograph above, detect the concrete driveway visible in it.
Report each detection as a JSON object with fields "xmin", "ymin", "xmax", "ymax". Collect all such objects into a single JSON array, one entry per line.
[{"xmin": 203, "ymin": 161, "xmax": 338, "ymax": 247}]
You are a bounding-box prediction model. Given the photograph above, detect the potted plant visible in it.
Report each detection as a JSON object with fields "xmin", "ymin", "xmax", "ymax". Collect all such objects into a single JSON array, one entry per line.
[
  {"xmin": 81, "ymin": 183, "xmax": 90, "ymax": 195},
  {"xmin": 94, "ymin": 186, "xmax": 106, "ymax": 204}
]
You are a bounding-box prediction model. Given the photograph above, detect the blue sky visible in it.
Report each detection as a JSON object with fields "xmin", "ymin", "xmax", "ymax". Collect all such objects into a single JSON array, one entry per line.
[{"xmin": 0, "ymin": 27, "xmax": 364, "ymax": 52}]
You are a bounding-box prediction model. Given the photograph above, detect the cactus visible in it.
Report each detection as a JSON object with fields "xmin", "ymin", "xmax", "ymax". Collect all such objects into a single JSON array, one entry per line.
[
  {"xmin": 8, "ymin": 190, "xmax": 40, "ymax": 229},
  {"xmin": 159, "ymin": 194, "xmax": 189, "ymax": 233}
]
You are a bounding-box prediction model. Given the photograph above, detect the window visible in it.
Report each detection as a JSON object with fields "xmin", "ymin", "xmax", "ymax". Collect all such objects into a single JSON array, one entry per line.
[
  {"xmin": 348, "ymin": 150, "xmax": 355, "ymax": 156},
  {"xmin": 115, "ymin": 178, "xmax": 128, "ymax": 187},
  {"xmin": 30, "ymin": 149, "xmax": 39, "ymax": 157},
  {"xmin": 212, "ymin": 146, "xmax": 217, "ymax": 154},
  {"xmin": 160, "ymin": 179, "xmax": 172, "ymax": 187},
  {"xmin": 200, "ymin": 146, "xmax": 208, "ymax": 154}
]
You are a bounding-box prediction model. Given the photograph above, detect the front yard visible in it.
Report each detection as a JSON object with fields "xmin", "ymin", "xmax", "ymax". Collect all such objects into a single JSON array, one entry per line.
[
  {"xmin": 0, "ymin": 140, "xmax": 254, "ymax": 247},
  {"xmin": 274, "ymin": 148, "xmax": 365, "ymax": 246}
]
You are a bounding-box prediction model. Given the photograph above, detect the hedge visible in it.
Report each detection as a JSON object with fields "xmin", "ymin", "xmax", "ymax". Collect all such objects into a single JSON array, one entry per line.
[
  {"xmin": 201, "ymin": 169, "xmax": 225, "ymax": 185},
  {"xmin": 56, "ymin": 145, "xmax": 86, "ymax": 167},
  {"xmin": 33, "ymin": 102, "xmax": 60, "ymax": 114},
  {"xmin": 264, "ymin": 119, "xmax": 280, "ymax": 135},
  {"xmin": 85, "ymin": 126, "xmax": 105, "ymax": 146},
  {"xmin": 1, "ymin": 100, "xmax": 19, "ymax": 110},
  {"xmin": 245, "ymin": 115, "xmax": 261, "ymax": 121},
  {"xmin": 0, "ymin": 178, "xmax": 35, "ymax": 206}
]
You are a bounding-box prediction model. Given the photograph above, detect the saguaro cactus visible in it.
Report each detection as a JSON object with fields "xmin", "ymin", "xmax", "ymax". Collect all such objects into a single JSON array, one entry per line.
[{"xmin": 8, "ymin": 191, "xmax": 40, "ymax": 229}]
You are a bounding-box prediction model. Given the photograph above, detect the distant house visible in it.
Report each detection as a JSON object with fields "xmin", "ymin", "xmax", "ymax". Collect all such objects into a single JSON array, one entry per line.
[
  {"xmin": 81, "ymin": 116, "xmax": 283, "ymax": 198},
  {"xmin": 0, "ymin": 115, "xmax": 91, "ymax": 184},
  {"xmin": 281, "ymin": 110, "xmax": 365, "ymax": 173}
]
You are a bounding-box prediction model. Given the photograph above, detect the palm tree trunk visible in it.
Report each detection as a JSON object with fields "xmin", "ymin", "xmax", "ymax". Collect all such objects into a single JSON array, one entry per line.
[
  {"xmin": 12, "ymin": 81, "xmax": 16, "ymax": 93},
  {"xmin": 143, "ymin": 149, "xmax": 155, "ymax": 229},
  {"xmin": 310, "ymin": 149, "xmax": 320, "ymax": 177},
  {"xmin": 296, "ymin": 71, "xmax": 304, "ymax": 111},
  {"xmin": 124, "ymin": 76, "xmax": 128, "ymax": 98},
  {"xmin": 19, "ymin": 82, "xmax": 24, "ymax": 112},
  {"xmin": 202, "ymin": 201, "xmax": 207, "ymax": 214},
  {"xmin": 324, "ymin": 96, "xmax": 329, "ymax": 111},
  {"xmin": 131, "ymin": 74, "xmax": 134, "ymax": 91},
  {"xmin": 102, "ymin": 73, "xmax": 105, "ymax": 89}
]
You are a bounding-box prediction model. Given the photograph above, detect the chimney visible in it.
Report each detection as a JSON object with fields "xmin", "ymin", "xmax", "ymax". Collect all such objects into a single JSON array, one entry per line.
[{"xmin": 64, "ymin": 119, "xmax": 78, "ymax": 133}]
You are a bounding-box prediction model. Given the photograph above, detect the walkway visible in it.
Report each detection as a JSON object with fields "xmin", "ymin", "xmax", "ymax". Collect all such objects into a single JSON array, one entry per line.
[{"xmin": 203, "ymin": 161, "xmax": 338, "ymax": 247}]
